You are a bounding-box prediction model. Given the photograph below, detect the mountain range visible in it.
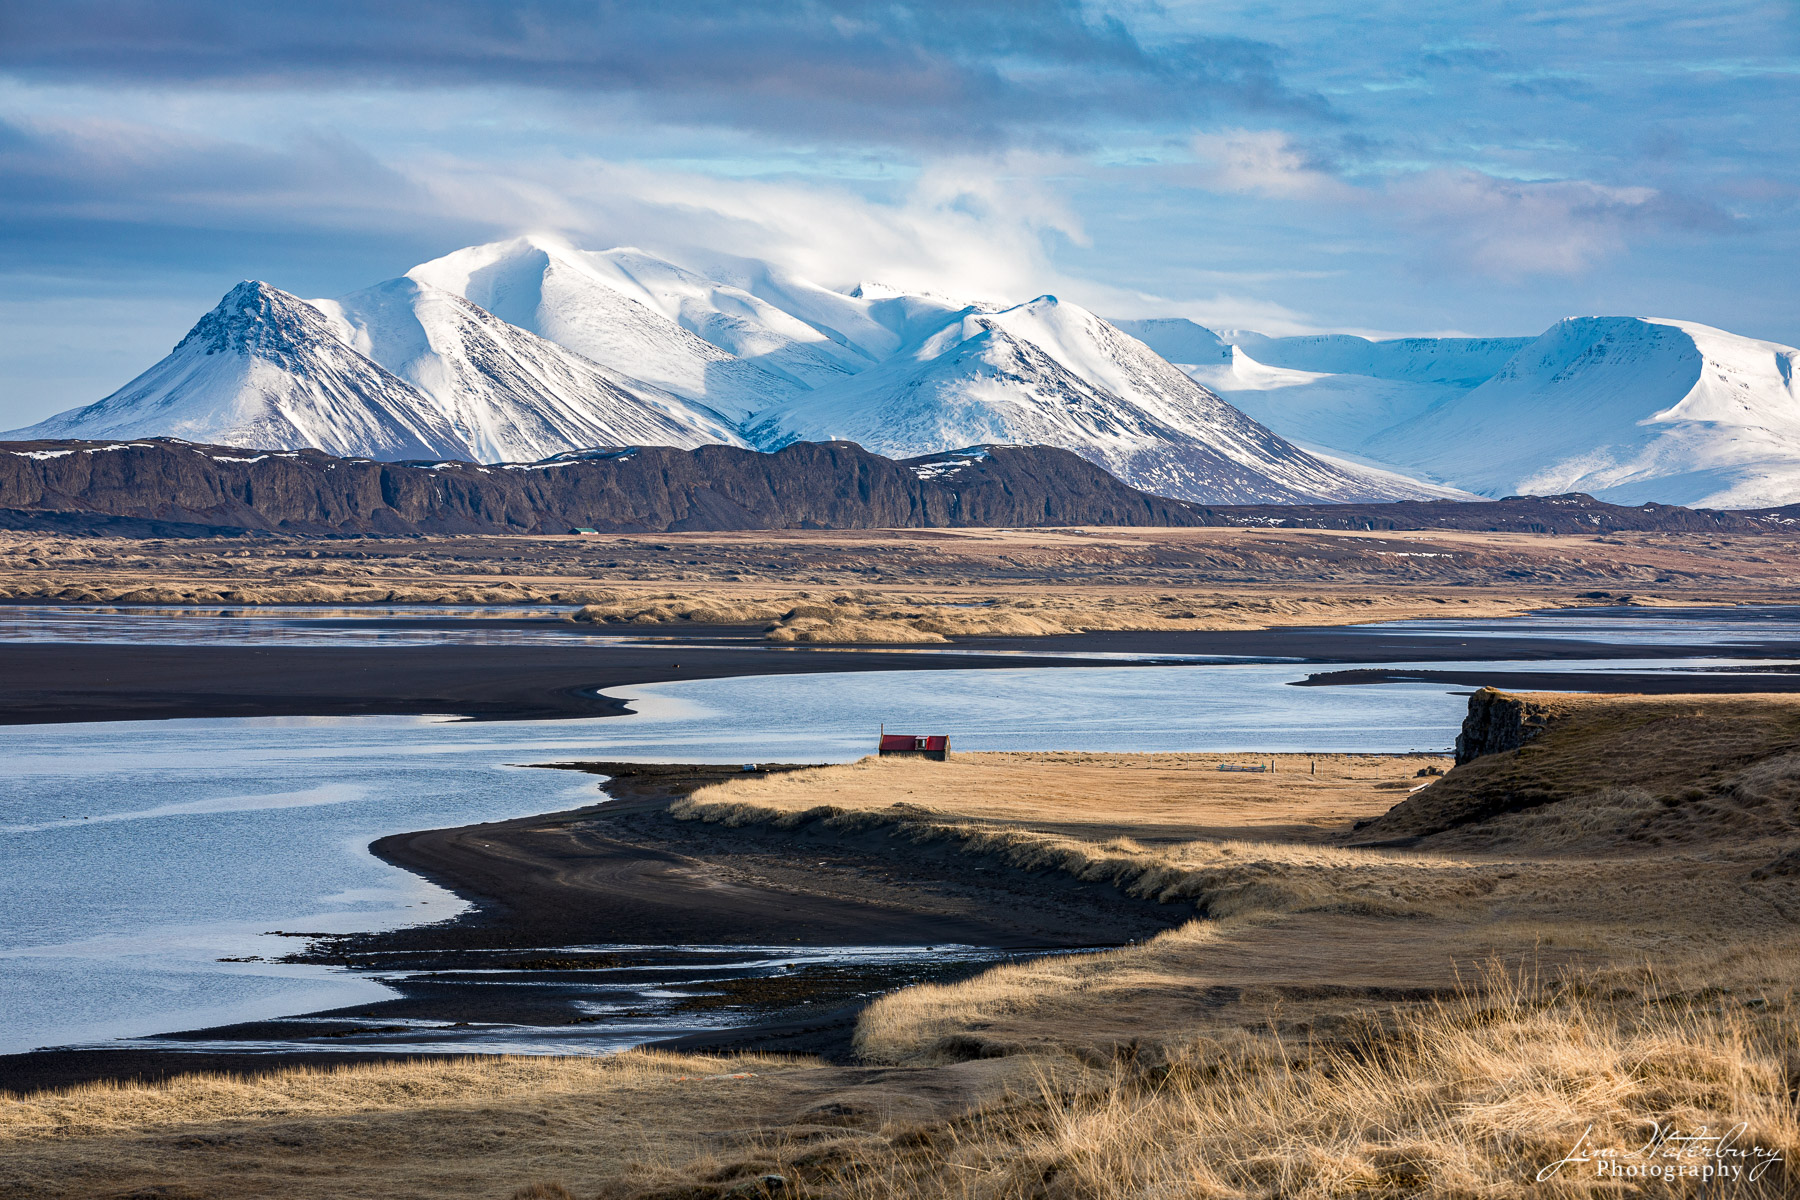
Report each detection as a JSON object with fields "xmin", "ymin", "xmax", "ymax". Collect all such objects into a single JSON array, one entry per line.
[
  {"xmin": 1134, "ymin": 316, "xmax": 1800, "ymax": 509},
  {"xmin": 0, "ymin": 237, "xmax": 1447, "ymax": 506},
  {"xmin": 9, "ymin": 235, "xmax": 1800, "ymax": 507}
]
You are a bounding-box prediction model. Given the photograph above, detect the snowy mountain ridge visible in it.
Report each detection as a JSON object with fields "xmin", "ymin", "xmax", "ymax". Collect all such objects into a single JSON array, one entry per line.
[
  {"xmin": 312, "ymin": 275, "xmax": 743, "ymax": 463},
  {"xmin": 746, "ymin": 294, "xmax": 1447, "ymax": 503},
  {"xmin": 1140, "ymin": 315, "xmax": 1800, "ymax": 508},
  {"xmin": 12, "ymin": 237, "xmax": 1799, "ymax": 507},
  {"xmin": 1384, "ymin": 316, "xmax": 1800, "ymax": 508},
  {"xmin": 11, "ymin": 241, "xmax": 1435, "ymax": 504}
]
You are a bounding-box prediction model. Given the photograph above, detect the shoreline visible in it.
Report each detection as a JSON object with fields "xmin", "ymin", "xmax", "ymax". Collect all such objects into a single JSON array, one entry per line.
[
  {"xmin": 1299, "ymin": 663, "xmax": 1800, "ymax": 692},
  {"xmin": 6, "ymin": 613, "xmax": 1800, "ymax": 726},
  {"xmin": 7, "ymin": 606, "xmax": 1800, "ymax": 1093},
  {"xmin": 0, "ymin": 762, "xmax": 1185, "ymax": 1093},
  {"xmin": 0, "ymin": 634, "xmax": 1099, "ymax": 726}
]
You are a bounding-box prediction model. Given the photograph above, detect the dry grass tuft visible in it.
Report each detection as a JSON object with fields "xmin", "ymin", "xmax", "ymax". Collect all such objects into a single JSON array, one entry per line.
[
  {"xmin": 0, "ymin": 1050, "xmax": 824, "ymax": 1200},
  {"xmin": 0, "ymin": 1049, "xmax": 807, "ymax": 1138},
  {"xmin": 570, "ymin": 587, "xmax": 1579, "ymax": 643},
  {"xmin": 851, "ymin": 920, "xmax": 1242, "ymax": 1065},
  {"xmin": 807, "ymin": 957, "xmax": 1800, "ymax": 1199},
  {"xmin": 509, "ymin": 1184, "xmax": 576, "ymax": 1200}
]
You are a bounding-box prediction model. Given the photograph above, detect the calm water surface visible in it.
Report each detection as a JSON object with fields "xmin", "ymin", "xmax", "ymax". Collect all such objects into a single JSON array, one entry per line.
[{"xmin": 2, "ymin": 605, "xmax": 1796, "ymax": 1056}]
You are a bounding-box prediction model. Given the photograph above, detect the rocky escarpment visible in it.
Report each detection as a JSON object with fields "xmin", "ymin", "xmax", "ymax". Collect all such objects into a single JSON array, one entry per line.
[
  {"xmin": 1353, "ymin": 690, "xmax": 1800, "ymax": 848},
  {"xmin": 3, "ymin": 436, "xmax": 1790, "ymax": 539},
  {"xmin": 0, "ymin": 438, "xmax": 1210, "ymax": 536},
  {"xmin": 1453, "ymin": 687, "xmax": 1567, "ymax": 765}
]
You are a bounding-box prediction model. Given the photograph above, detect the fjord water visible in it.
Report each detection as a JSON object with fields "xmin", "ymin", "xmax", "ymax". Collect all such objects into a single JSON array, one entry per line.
[{"xmin": 4, "ymin": 604, "xmax": 1799, "ymax": 1056}]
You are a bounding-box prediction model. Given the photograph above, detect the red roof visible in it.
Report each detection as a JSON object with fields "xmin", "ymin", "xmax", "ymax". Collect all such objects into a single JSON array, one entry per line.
[{"xmin": 880, "ymin": 734, "xmax": 948, "ymax": 751}]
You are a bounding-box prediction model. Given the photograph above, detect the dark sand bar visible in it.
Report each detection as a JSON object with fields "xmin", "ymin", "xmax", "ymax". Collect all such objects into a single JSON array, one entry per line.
[
  {"xmin": 8, "ymin": 615, "xmax": 1800, "ymax": 725},
  {"xmin": 0, "ymin": 763, "xmax": 1186, "ymax": 1092}
]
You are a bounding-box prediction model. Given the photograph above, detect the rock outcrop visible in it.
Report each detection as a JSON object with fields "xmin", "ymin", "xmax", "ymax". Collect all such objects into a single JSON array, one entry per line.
[
  {"xmin": 0, "ymin": 438, "xmax": 1209, "ymax": 536},
  {"xmin": 2, "ymin": 436, "xmax": 1790, "ymax": 538},
  {"xmin": 1355, "ymin": 691, "xmax": 1800, "ymax": 849},
  {"xmin": 1453, "ymin": 687, "xmax": 1565, "ymax": 765}
]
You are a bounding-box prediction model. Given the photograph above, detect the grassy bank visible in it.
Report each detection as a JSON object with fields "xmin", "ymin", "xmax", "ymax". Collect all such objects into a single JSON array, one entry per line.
[
  {"xmin": 0, "ymin": 1051, "xmax": 826, "ymax": 1199},
  {"xmin": 754, "ymin": 953, "xmax": 1800, "ymax": 1199},
  {"xmin": 9, "ymin": 702, "xmax": 1798, "ymax": 1198}
]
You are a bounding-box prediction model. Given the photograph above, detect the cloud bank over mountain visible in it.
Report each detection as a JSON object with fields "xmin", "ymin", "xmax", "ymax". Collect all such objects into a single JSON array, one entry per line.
[
  {"xmin": 0, "ymin": 1, "xmax": 1321, "ymax": 145},
  {"xmin": 2, "ymin": 1, "xmax": 1795, "ymax": 428}
]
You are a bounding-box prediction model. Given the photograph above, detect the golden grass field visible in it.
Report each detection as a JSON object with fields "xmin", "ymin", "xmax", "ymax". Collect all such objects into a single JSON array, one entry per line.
[
  {"xmin": 4, "ymin": 525, "xmax": 1798, "ymax": 640},
  {"xmin": 5, "ymin": 696, "xmax": 1797, "ymax": 1198},
  {"xmin": 0, "ymin": 1052, "xmax": 845, "ymax": 1200}
]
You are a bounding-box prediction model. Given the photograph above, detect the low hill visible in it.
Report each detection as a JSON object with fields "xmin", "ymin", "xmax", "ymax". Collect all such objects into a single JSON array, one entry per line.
[{"xmin": 1353, "ymin": 688, "xmax": 1800, "ymax": 853}]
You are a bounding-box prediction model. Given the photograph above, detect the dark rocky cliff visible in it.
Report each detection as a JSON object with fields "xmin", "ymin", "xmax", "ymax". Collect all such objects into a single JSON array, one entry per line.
[
  {"xmin": 2, "ymin": 436, "xmax": 1787, "ymax": 537},
  {"xmin": 1452, "ymin": 687, "xmax": 1566, "ymax": 765},
  {"xmin": 0, "ymin": 439, "xmax": 1208, "ymax": 535}
]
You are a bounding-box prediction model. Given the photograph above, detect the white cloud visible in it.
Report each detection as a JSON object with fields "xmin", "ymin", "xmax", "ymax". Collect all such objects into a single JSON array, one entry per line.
[
  {"xmin": 413, "ymin": 150, "xmax": 1097, "ymax": 304},
  {"xmin": 1188, "ymin": 128, "xmax": 1353, "ymax": 200},
  {"xmin": 1183, "ymin": 128, "xmax": 1679, "ymax": 280},
  {"xmin": 383, "ymin": 148, "xmax": 1364, "ymax": 337},
  {"xmin": 1387, "ymin": 170, "xmax": 1661, "ymax": 278}
]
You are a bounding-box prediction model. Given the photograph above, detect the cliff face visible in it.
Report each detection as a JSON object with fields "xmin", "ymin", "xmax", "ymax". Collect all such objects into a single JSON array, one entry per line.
[
  {"xmin": 1354, "ymin": 691, "xmax": 1800, "ymax": 849},
  {"xmin": 0, "ymin": 439, "xmax": 1208, "ymax": 535},
  {"xmin": 1453, "ymin": 687, "xmax": 1565, "ymax": 765},
  {"xmin": 1, "ymin": 436, "xmax": 1786, "ymax": 538}
]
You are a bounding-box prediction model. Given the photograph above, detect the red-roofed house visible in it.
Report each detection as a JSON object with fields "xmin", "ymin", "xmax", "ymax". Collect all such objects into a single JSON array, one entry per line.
[{"xmin": 878, "ymin": 734, "xmax": 950, "ymax": 761}]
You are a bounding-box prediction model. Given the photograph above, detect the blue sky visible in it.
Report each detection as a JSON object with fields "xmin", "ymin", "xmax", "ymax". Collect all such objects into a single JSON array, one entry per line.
[{"xmin": 2, "ymin": 0, "xmax": 1797, "ymax": 425}]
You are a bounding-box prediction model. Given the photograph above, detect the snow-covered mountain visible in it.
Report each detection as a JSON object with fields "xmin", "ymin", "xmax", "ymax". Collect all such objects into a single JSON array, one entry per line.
[
  {"xmin": 1111, "ymin": 318, "xmax": 1233, "ymax": 365},
  {"xmin": 407, "ymin": 236, "xmax": 850, "ymax": 414},
  {"xmin": 4, "ymin": 282, "xmax": 458, "ymax": 459},
  {"xmin": 748, "ymin": 296, "xmax": 1454, "ymax": 503},
  {"xmin": 1163, "ymin": 317, "xmax": 1800, "ymax": 508},
  {"xmin": 1380, "ymin": 318, "xmax": 1800, "ymax": 508},
  {"xmin": 9, "ymin": 278, "xmax": 745, "ymax": 465},
  {"xmin": 30, "ymin": 236, "xmax": 1795, "ymax": 508},
  {"xmin": 313, "ymin": 276, "xmax": 742, "ymax": 462},
  {"xmin": 12, "ymin": 242, "xmax": 1429, "ymax": 504}
]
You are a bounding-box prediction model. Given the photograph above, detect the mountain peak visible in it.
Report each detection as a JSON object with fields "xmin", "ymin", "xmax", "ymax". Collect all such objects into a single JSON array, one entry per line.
[{"xmin": 172, "ymin": 280, "xmax": 336, "ymax": 361}]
